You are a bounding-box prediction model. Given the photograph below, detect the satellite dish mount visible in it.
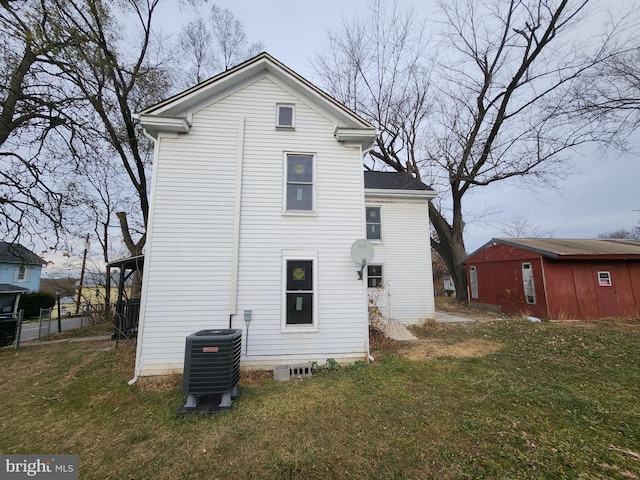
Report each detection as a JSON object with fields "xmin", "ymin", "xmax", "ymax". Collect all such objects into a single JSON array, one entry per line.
[{"xmin": 350, "ymin": 239, "xmax": 374, "ymax": 280}]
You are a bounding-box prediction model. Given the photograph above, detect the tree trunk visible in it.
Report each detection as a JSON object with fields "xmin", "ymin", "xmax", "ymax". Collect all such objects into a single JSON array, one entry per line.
[{"xmin": 429, "ymin": 202, "xmax": 469, "ymax": 302}]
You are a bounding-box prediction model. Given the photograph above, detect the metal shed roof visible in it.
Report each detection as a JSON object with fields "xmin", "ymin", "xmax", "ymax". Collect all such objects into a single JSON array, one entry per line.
[{"xmin": 495, "ymin": 238, "xmax": 640, "ymax": 258}]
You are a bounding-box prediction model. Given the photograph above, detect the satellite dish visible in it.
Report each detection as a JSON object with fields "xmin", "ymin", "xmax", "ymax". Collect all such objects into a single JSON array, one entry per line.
[{"xmin": 350, "ymin": 239, "xmax": 374, "ymax": 266}]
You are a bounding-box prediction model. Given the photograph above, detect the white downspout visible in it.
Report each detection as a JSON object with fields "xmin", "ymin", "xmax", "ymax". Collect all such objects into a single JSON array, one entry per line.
[
  {"xmin": 229, "ymin": 117, "xmax": 246, "ymax": 323},
  {"xmin": 129, "ymin": 129, "xmax": 162, "ymax": 385}
]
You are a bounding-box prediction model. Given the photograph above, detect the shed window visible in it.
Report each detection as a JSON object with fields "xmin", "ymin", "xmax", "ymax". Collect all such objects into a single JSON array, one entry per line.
[
  {"xmin": 285, "ymin": 154, "xmax": 314, "ymax": 212},
  {"xmin": 277, "ymin": 104, "xmax": 294, "ymax": 128},
  {"xmin": 469, "ymin": 266, "xmax": 478, "ymax": 299},
  {"xmin": 522, "ymin": 263, "xmax": 536, "ymax": 304},
  {"xmin": 366, "ymin": 207, "xmax": 381, "ymax": 240},
  {"xmin": 598, "ymin": 271, "xmax": 612, "ymax": 287},
  {"xmin": 367, "ymin": 265, "xmax": 383, "ymax": 288}
]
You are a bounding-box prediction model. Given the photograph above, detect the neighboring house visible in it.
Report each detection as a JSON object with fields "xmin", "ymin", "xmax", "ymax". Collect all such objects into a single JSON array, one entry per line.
[
  {"xmin": 0, "ymin": 242, "xmax": 45, "ymax": 317},
  {"xmin": 462, "ymin": 238, "xmax": 640, "ymax": 319},
  {"xmin": 133, "ymin": 53, "xmax": 436, "ymax": 377}
]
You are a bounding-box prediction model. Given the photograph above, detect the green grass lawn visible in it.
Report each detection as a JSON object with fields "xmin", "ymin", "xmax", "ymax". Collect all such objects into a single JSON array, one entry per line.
[{"xmin": 1, "ymin": 319, "xmax": 639, "ymax": 479}]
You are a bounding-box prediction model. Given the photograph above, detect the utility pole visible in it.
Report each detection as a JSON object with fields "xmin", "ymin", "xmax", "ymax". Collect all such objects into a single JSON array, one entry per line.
[{"xmin": 75, "ymin": 234, "xmax": 90, "ymax": 315}]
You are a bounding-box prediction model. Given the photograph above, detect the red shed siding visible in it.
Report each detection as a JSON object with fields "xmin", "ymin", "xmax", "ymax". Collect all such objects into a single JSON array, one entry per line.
[
  {"xmin": 464, "ymin": 242, "xmax": 549, "ymax": 318},
  {"xmin": 464, "ymin": 241, "xmax": 640, "ymax": 319}
]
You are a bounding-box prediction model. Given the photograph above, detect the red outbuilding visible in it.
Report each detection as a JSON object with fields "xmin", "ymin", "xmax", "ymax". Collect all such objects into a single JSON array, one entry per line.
[{"xmin": 462, "ymin": 238, "xmax": 640, "ymax": 319}]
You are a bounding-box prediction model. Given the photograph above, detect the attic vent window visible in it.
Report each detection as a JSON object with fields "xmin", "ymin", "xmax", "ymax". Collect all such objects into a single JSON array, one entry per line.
[{"xmin": 277, "ymin": 104, "xmax": 294, "ymax": 129}]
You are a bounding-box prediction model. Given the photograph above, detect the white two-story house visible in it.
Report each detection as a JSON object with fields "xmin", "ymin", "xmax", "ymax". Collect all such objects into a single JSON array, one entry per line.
[{"xmin": 132, "ymin": 53, "xmax": 436, "ymax": 378}]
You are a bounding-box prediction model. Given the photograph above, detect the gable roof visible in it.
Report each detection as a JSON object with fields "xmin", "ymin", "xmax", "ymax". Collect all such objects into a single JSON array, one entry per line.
[
  {"xmin": 467, "ymin": 238, "xmax": 640, "ymax": 262},
  {"xmin": 0, "ymin": 242, "xmax": 46, "ymax": 265},
  {"xmin": 136, "ymin": 52, "xmax": 377, "ymax": 150}
]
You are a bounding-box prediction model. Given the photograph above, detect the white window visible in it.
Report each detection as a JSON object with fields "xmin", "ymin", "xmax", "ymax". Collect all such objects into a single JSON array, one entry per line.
[
  {"xmin": 598, "ymin": 271, "xmax": 612, "ymax": 287},
  {"xmin": 15, "ymin": 266, "xmax": 29, "ymax": 283},
  {"xmin": 276, "ymin": 104, "xmax": 294, "ymax": 128},
  {"xmin": 285, "ymin": 153, "xmax": 314, "ymax": 212},
  {"xmin": 522, "ymin": 263, "xmax": 536, "ymax": 304},
  {"xmin": 367, "ymin": 265, "xmax": 383, "ymax": 288},
  {"xmin": 366, "ymin": 207, "xmax": 381, "ymax": 240},
  {"xmin": 469, "ymin": 266, "xmax": 479, "ymax": 299},
  {"xmin": 282, "ymin": 251, "xmax": 317, "ymax": 330}
]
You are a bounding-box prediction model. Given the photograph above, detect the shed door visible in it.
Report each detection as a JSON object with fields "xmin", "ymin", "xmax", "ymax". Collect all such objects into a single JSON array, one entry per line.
[{"xmin": 593, "ymin": 267, "xmax": 621, "ymax": 318}]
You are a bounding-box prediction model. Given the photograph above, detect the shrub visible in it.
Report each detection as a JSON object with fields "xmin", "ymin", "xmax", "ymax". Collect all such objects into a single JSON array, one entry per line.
[{"xmin": 18, "ymin": 292, "xmax": 56, "ymax": 318}]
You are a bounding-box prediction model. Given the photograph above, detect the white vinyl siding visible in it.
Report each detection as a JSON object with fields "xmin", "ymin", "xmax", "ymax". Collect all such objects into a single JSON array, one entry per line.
[
  {"xmin": 137, "ymin": 75, "xmax": 368, "ymax": 375},
  {"xmin": 364, "ymin": 200, "xmax": 434, "ymax": 324}
]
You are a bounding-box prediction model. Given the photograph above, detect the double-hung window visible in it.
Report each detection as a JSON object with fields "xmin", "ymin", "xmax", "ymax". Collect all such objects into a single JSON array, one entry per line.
[
  {"xmin": 367, "ymin": 265, "xmax": 383, "ymax": 288},
  {"xmin": 283, "ymin": 253, "xmax": 317, "ymax": 329},
  {"xmin": 366, "ymin": 207, "xmax": 381, "ymax": 240},
  {"xmin": 15, "ymin": 266, "xmax": 28, "ymax": 282},
  {"xmin": 285, "ymin": 154, "xmax": 314, "ymax": 212}
]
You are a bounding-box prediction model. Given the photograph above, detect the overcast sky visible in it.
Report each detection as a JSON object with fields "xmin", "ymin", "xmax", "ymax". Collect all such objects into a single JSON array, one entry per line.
[
  {"xmin": 156, "ymin": 0, "xmax": 639, "ymax": 252},
  {"xmin": 44, "ymin": 0, "xmax": 640, "ymax": 273}
]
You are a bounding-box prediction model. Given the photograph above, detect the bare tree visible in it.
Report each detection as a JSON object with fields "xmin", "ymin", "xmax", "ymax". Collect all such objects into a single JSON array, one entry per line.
[
  {"xmin": 0, "ymin": 0, "xmax": 75, "ymax": 244},
  {"xmin": 315, "ymin": 0, "xmax": 634, "ymax": 302},
  {"xmin": 499, "ymin": 216, "xmax": 554, "ymax": 238},
  {"xmin": 180, "ymin": 16, "xmax": 214, "ymax": 84},
  {"xmin": 178, "ymin": 4, "xmax": 264, "ymax": 86},
  {"xmin": 36, "ymin": 0, "xmax": 171, "ymax": 258},
  {"xmin": 597, "ymin": 227, "xmax": 640, "ymax": 240}
]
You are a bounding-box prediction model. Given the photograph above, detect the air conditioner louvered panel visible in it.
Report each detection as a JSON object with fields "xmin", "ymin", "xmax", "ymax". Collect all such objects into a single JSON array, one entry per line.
[{"xmin": 182, "ymin": 329, "xmax": 242, "ymax": 395}]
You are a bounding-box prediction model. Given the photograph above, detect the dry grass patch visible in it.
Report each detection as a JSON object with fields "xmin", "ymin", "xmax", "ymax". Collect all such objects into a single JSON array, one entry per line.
[{"xmin": 400, "ymin": 338, "xmax": 503, "ymax": 360}]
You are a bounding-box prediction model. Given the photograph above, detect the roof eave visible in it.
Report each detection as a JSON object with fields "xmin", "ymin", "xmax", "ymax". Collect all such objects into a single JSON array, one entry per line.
[
  {"xmin": 365, "ymin": 188, "xmax": 437, "ymax": 201},
  {"xmin": 136, "ymin": 114, "xmax": 191, "ymax": 139},
  {"xmin": 334, "ymin": 127, "xmax": 378, "ymax": 151}
]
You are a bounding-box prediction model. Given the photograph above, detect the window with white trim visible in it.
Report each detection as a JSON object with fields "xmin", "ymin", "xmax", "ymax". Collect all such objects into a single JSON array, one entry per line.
[
  {"xmin": 366, "ymin": 207, "xmax": 381, "ymax": 240},
  {"xmin": 522, "ymin": 263, "xmax": 536, "ymax": 304},
  {"xmin": 367, "ymin": 265, "xmax": 383, "ymax": 288},
  {"xmin": 276, "ymin": 104, "xmax": 294, "ymax": 128},
  {"xmin": 285, "ymin": 154, "xmax": 314, "ymax": 212},
  {"xmin": 469, "ymin": 266, "xmax": 479, "ymax": 299},
  {"xmin": 283, "ymin": 256, "xmax": 316, "ymax": 328},
  {"xmin": 15, "ymin": 266, "xmax": 29, "ymax": 283},
  {"xmin": 598, "ymin": 271, "xmax": 612, "ymax": 287}
]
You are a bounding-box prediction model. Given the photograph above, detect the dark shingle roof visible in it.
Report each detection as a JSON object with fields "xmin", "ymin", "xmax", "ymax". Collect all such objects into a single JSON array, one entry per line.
[
  {"xmin": 364, "ymin": 171, "xmax": 434, "ymax": 191},
  {"xmin": 0, "ymin": 283, "xmax": 30, "ymax": 294},
  {"xmin": 0, "ymin": 242, "xmax": 46, "ymax": 265}
]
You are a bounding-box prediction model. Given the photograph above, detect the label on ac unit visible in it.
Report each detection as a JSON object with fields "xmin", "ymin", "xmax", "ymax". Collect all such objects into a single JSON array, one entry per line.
[{"xmin": 202, "ymin": 346, "xmax": 219, "ymax": 353}]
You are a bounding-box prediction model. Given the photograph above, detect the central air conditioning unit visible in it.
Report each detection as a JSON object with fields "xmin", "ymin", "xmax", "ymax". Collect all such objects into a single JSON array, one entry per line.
[{"xmin": 180, "ymin": 328, "xmax": 242, "ymax": 412}]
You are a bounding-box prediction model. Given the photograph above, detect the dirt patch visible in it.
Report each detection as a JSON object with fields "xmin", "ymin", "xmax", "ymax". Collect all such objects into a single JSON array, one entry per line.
[{"xmin": 399, "ymin": 338, "xmax": 503, "ymax": 361}]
